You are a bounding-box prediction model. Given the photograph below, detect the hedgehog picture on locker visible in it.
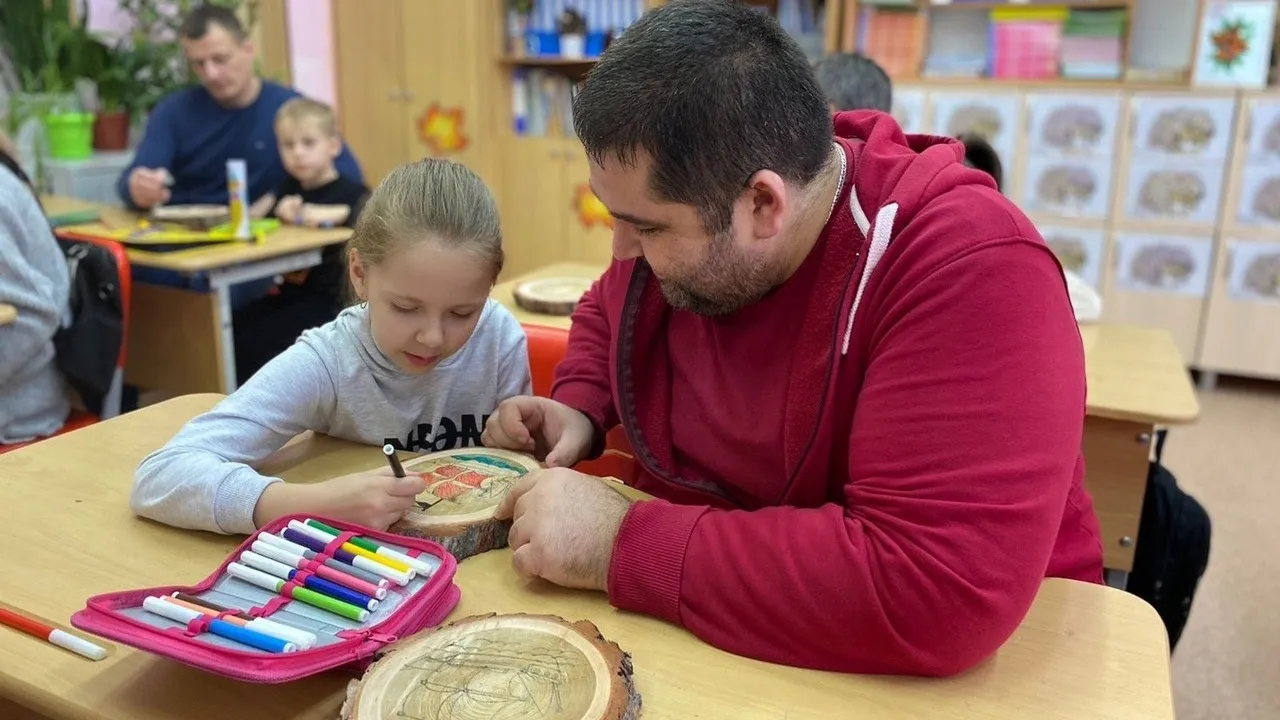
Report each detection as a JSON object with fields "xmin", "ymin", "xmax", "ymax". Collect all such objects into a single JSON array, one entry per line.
[
  {"xmin": 1035, "ymin": 165, "xmax": 1098, "ymax": 212},
  {"xmin": 1044, "ymin": 235, "xmax": 1091, "ymax": 276},
  {"xmin": 1147, "ymin": 107, "xmax": 1217, "ymax": 154},
  {"xmin": 1138, "ymin": 170, "xmax": 1207, "ymax": 218},
  {"xmin": 1041, "ymin": 105, "xmax": 1107, "ymax": 152},
  {"xmin": 1130, "ymin": 243, "xmax": 1199, "ymax": 290},
  {"xmin": 945, "ymin": 104, "xmax": 1003, "ymax": 143}
]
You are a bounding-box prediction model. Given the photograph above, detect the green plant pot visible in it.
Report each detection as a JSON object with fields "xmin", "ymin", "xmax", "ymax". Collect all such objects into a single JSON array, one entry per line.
[{"xmin": 43, "ymin": 112, "xmax": 95, "ymax": 160}]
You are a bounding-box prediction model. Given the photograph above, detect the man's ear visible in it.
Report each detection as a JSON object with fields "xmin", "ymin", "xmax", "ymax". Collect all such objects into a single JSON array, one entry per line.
[
  {"xmin": 348, "ymin": 249, "xmax": 369, "ymax": 300},
  {"xmin": 742, "ymin": 169, "xmax": 787, "ymax": 241}
]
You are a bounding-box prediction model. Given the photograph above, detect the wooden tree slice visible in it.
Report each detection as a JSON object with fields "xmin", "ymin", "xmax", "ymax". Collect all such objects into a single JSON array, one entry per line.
[
  {"xmin": 388, "ymin": 448, "xmax": 541, "ymax": 562},
  {"xmin": 342, "ymin": 613, "xmax": 641, "ymax": 720},
  {"xmin": 512, "ymin": 277, "xmax": 593, "ymax": 316},
  {"xmin": 149, "ymin": 204, "xmax": 230, "ymax": 229}
]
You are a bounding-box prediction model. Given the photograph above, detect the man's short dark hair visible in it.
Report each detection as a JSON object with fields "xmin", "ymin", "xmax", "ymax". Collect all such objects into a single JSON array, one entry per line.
[
  {"xmin": 813, "ymin": 53, "xmax": 892, "ymax": 113},
  {"xmin": 180, "ymin": 3, "xmax": 246, "ymax": 41},
  {"xmin": 572, "ymin": 0, "xmax": 833, "ymax": 234}
]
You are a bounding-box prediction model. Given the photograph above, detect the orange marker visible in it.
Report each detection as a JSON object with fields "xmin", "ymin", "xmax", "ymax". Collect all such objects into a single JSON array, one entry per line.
[{"xmin": 0, "ymin": 605, "xmax": 106, "ymax": 660}]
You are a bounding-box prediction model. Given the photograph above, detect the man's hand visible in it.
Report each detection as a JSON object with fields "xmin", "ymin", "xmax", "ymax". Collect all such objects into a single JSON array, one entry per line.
[
  {"xmin": 128, "ymin": 167, "xmax": 172, "ymax": 209},
  {"xmin": 494, "ymin": 467, "xmax": 632, "ymax": 591},
  {"xmin": 482, "ymin": 396, "xmax": 594, "ymax": 468}
]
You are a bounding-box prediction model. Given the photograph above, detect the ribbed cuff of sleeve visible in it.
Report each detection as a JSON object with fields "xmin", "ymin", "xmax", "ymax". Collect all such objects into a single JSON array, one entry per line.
[
  {"xmin": 213, "ymin": 472, "xmax": 280, "ymax": 535},
  {"xmin": 607, "ymin": 500, "xmax": 707, "ymax": 626}
]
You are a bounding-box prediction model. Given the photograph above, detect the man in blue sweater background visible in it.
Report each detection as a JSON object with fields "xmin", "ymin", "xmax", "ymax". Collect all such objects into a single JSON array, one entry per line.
[{"xmin": 117, "ymin": 4, "xmax": 364, "ymax": 211}]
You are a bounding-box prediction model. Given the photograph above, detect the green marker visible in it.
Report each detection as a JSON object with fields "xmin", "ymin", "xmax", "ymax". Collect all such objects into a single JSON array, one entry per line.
[
  {"xmin": 227, "ymin": 562, "xmax": 369, "ymax": 623},
  {"xmin": 305, "ymin": 518, "xmax": 439, "ymax": 577}
]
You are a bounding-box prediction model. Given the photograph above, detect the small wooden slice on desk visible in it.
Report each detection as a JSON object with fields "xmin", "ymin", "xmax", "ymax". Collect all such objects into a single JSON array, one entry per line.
[
  {"xmin": 388, "ymin": 447, "xmax": 541, "ymax": 562},
  {"xmin": 512, "ymin": 277, "xmax": 593, "ymax": 316},
  {"xmin": 342, "ymin": 613, "xmax": 641, "ymax": 720},
  {"xmin": 149, "ymin": 204, "xmax": 230, "ymax": 229}
]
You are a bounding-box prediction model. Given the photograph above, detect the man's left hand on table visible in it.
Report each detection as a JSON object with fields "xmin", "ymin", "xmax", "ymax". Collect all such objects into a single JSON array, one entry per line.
[{"xmin": 494, "ymin": 467, "xmax": 633, "ymax": 592}]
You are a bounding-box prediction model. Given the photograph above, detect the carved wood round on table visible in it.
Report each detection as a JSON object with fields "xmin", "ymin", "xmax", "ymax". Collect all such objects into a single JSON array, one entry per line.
[
  {"xmin": 149, "ymin": 204, "xmax": 230, "ymax": 229},
  {"xmin": 512, "ymin": 277, "xmax": 593, "ymax": 316},
  {"xmin": 342, "ymin": 613, "xmax": 641, "ymax": 720},
  {"xmin": 388, "ymin": 448, "xmax": 541, "ymax": 562}
]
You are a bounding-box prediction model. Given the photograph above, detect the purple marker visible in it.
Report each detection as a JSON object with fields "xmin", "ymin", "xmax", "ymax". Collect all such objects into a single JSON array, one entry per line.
[
  {"xmin": 280, "ymin": 529, "xmax": 411, "ymax": 586},
  {"xmin": 257, "ymin": 531, "xmax": 388, "ymax": 588}
]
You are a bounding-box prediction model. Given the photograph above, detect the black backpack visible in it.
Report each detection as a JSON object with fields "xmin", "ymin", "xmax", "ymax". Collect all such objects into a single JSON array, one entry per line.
[
  {"xmin": 52, "ymin": 239, "xmax": 125, "ymax": 418},
  {"xmin": 1125, "ymin": 430, "xmax": 1212, "ymax": 652}
]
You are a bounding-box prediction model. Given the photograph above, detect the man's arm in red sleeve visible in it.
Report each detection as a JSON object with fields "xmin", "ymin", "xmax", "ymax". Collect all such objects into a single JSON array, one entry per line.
[
  {"xmin": 606, "ymin": 240, "xmax": 1089, "ymax": 676},
  {"xmin": 550, "ymin": 262, "xmax": 624, "ymax": 457}
]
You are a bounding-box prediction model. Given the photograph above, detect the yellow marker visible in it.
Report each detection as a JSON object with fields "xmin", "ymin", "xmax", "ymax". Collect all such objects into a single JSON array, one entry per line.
[{"xmin": 346, "ymin": 544, "xmax": 412, "ymax": 574}]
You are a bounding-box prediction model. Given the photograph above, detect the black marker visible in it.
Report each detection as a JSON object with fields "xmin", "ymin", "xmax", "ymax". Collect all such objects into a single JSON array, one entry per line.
[{"xmin": 382, "ymin": 444, "xmax": 405, "ymax": 478}]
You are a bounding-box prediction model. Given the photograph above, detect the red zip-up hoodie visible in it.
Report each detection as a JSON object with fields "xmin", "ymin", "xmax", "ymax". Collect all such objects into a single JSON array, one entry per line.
[{"xmin": 552, "ymin": 111, "xmax": 1105, "ymax": 677}]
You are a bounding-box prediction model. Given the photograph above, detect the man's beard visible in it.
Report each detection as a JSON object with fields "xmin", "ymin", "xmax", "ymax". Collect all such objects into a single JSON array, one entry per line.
[{"xmin": 656, "ymin": 229, "xmax": 779, "ymax": 317}]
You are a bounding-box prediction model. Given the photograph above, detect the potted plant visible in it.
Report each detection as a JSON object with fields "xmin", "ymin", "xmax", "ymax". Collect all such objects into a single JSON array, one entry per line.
[
  {"xmin": 557, "ymin": 7, "xmax": 588, "ymax": 60},
  {"xmin": 92, "ymin": 44, "xmax": 135, "ymax": 151},
  {"xmin": 508, "ymin": 0, "xmax": 535, "ymax": 57}
]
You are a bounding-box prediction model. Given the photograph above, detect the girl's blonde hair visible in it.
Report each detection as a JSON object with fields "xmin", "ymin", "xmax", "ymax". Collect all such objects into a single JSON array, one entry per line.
[{"xmin": 347, "ymin": 158, "xmax": 504, "ymax": 285}]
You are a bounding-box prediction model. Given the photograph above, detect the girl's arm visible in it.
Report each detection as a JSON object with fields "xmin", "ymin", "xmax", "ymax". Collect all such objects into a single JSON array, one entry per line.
[
  {"xmin": 0, "ymin": 172, "xmax": 69, "ymax": 386},
  {"xmin": 130, "ymin": 342, "xmax": 338, "ymax": 534}
]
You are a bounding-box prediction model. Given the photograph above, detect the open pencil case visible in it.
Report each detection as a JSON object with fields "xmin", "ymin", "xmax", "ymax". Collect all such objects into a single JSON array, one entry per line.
[{"xmin": 70, "ymin": 513, "xmax": 461, "ymax": 683}]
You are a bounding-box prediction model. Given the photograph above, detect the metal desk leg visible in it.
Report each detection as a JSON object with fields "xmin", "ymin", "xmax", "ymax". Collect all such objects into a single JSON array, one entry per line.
[{"xmin": 205, "ymin": 249, "xmax": 324, "ymax": 394}]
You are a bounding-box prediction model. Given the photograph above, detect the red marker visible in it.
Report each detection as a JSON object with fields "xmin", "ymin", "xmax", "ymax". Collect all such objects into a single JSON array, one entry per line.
[{"xmin": 0, "ymin": 605, "xmax": 107, "ymax": 661}]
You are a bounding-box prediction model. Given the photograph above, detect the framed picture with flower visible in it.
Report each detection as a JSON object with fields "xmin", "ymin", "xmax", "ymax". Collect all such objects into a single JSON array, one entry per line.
[{"xmin": 1192, "ymin": 0, "xmax": 1278, "ymax": 88}]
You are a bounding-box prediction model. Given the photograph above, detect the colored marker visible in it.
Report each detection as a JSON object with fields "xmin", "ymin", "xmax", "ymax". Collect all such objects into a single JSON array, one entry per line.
[
  {"xmin": 383, "ymin": 444, "xmax": 406, "ymax": 477},
  {"xmin": 226, "ymin": 562, "xmax": 370, "ymax": 623},
  {"xmin": 239, "ymin": 551, "xmax": 380, "ymax": 611},
  {"xmin": 286, "ymin": 521, "xmax": 413, "ymax": 575},
  {"xmin": 250, "ymin": 540, "xmax": 387, "ymax": 600},
  {"xmin": 255, "ymin": 532, "xmax": 389, "ymax": 588},
  {"xmin": 142, "ymin": 596, "xmax": 295, "ymax": 653},
  {"xmin": 165, "ymin": 594, "xmax": 317, "ymax": 650},
  {"xmin": 281, "ymin": 528, "xmax": 413, "ymax": 586},
  {"xmin": 304, "ymin": 518, "xmax": 439, "ymax": 577},
  {"xmin": 0, "ymin": 605, "xmax": 107, "ymax": 661}
]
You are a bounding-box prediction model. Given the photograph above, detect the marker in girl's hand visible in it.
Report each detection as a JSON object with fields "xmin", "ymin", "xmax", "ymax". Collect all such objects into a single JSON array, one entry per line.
[{"xmin": 382, "ymin": 444, "xmax": 405, "ymax": 478}]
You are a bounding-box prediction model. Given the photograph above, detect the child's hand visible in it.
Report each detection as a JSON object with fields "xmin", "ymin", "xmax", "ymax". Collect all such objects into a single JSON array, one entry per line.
[
  {"xmin": 275, "ymin": 195, "xmax": 304, "ymax": 223},
  {"xmin": 298, "ymin": 204, "xmax": 351, "ymax": 228},
  {"xmin": 253, "ymin": 468, "xmax": 428, "ymax": 530}
]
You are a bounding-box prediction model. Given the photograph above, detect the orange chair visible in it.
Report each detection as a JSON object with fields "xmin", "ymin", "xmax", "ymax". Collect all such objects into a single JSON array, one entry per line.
[
  {"xmin": 520, "ymin": 323, "xmax": 638, "ymax": 480},
  {"xmin": 0, "ymin": 234, "xmax": 131, "ymax": 454}
]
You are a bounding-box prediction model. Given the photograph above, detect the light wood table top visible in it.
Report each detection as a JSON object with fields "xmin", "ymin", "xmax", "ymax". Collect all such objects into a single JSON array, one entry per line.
[
  {"xmin": 40, "ymin": 195, "xmax": 350, "ymax": 274},
  {"xmin": 0, "ymin": 303, "xmax": 14, "ymax": 326},
  {"xmin": 0, "ymin": 394, "xmax": 1174, "ymax": 719},
  {"xmin": 495, "ymin": 263, "xmax": 1201, "ymax": 426}
]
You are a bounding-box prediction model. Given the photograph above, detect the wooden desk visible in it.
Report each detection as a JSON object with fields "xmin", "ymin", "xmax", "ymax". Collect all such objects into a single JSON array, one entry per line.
[
  {"xmin": 0, "ymin": 395, "xmax": 1174, "ymax": 720},
  {"xmin": 40, "ymin": 196, "xmax": 351, "ymax": 396},
  {"xmin": 493, "ymin": 264, "xmax": 1203, "ymax": 573},
  {"xmin": 0, "ymin": 303, "xmax": 15, "ymax": 326}
]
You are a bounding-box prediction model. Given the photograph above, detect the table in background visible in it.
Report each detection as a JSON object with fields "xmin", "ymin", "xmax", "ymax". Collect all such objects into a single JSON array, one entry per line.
[
  {"xmin": 494, "ymin": 264, "xmax": 1202, "ymax": 576},
  {"xmin": 40, "ymin": 195, "xmax": 351, "ymax": 396},
  {"xmin": 0, "ymin": 394, "xmax": 1174, "ymax": 720},
  {"xmin": 0, "ymin": 304, "xmax": 14, "ymax": 326}
]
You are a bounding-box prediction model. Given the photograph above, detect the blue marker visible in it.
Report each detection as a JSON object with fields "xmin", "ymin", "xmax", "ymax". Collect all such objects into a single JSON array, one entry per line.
[{"xmin": 142, "ymin": 596, "xmax": 296, "ymax": 653}]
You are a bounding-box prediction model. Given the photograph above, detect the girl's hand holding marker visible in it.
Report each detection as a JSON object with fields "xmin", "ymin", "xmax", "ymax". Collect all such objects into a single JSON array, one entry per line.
[{"xmin": 253, "ymin": 464, "xmax": 427, "ymax": 532}]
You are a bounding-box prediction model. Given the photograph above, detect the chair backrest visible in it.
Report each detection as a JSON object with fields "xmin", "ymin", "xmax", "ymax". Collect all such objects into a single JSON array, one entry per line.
[
  {"xmin": 522, "ymin": 323, "xmax": 571, "ymax": 398},
  {"xmin": 50, "ymin": 230, "xmax": 131, "ymax": 418}
]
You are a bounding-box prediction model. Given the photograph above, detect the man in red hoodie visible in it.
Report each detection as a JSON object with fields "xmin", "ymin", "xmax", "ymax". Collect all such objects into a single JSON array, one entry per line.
[{"xmin": 483, "ymin": 0, "xmax": 1104, "ymax": 677}]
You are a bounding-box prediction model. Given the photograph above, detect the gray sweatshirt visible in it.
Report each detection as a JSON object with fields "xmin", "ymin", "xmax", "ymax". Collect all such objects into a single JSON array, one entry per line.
[
  {"xmin": 0, "ymin": 169, "xmax": 70, "ymax": 443},
  {"xmin": 131, "ymin": 300, "xmax": 532, "ymax": 534}
]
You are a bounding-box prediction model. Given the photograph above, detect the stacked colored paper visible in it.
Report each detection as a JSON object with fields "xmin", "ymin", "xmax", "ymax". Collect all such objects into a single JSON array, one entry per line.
[
  {"xmin": 989, "ymin": 7, "xmax": 1068, "ymax": 79},
  {"xmin": 1061, "ymin": 10, "xmax": 1126, "ymax": 80},
  {"xmin": 857, "ymin": 5, "xmax": 925, "ymax": 78}
]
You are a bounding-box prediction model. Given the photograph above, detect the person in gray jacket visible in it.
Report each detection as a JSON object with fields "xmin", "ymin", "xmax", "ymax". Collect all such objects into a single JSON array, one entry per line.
[
  {"xmin": 130, "ymin": 158, "xmax": 531, "ymax": 534},
  {"xmin": 0, "ymin": 139, "xmax": 70, "ymax": 444}
]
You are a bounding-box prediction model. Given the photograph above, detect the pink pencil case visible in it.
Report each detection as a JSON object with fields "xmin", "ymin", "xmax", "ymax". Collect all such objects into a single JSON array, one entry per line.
[{"xmin": 70, "ymin": 513, "xmax": 461, "ymax": 683}]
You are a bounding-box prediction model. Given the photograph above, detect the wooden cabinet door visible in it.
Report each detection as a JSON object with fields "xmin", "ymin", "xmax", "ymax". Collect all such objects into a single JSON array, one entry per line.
[
  {"xmin": 399, "ymin": 0, "xmax": 503, "ymax": 192},
  {"xmin": 1198, "ymin": 237, "xmax": 1280, "ymax": 376},
  {"xmin": 561, "ymin": 142, "xmax": 616, "ymax": 269},
  {"xmin": 499, "ymin": 136, "xmax": 567, "ymax": 279},
  {"xmin": 332, "ymin": 0, "xmax": 407, "ymax": 186},
  {"xmin": 1103, "ymin": 232, "xmax": 1213, "ymax": 362}
]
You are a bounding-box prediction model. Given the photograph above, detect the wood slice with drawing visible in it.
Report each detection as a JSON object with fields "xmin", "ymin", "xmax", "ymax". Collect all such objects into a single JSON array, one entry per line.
[
  {"xmin": 149, "ymin": 204, "xmax": 230, "ymax": 229},
  {"xmin": 387, "ymin": 447, "xmax": 541, "ymax": 562},
  {"xmin": 341, "ymin": 613, "xmax": 641, "ymax": 720},
  {"xmin": 512, "ymin": 277, "xmax": 593, "ymax": 316}
]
